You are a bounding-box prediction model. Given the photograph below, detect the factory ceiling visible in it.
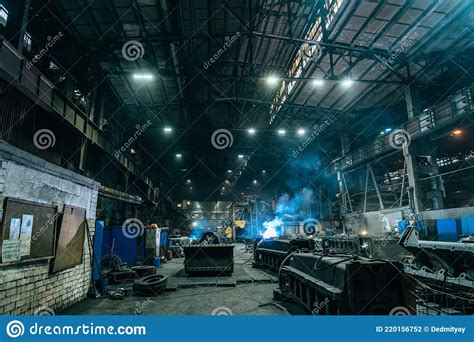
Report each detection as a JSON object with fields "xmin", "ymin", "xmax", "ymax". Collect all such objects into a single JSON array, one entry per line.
[{"xmin": 50, "ymin": 0, "xmax": 474, "ymax": 200}]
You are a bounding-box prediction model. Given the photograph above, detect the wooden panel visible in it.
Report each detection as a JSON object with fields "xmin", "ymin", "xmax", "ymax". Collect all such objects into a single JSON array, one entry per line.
[
  {"xmin": 51, "ymin": 205, "xmax": 86, "ymax": 273},
  {"xmin": 0, "ymin": 198, "xmax": 56, "ymax": 263}
]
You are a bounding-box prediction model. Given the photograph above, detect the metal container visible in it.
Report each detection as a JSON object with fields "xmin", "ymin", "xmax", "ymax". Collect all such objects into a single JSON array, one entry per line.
[{"xmin": 183, "ymin": 244, "xmax": 234, "ymax": 274}]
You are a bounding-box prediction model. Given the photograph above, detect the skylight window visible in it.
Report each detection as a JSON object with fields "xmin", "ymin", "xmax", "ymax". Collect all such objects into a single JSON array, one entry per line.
[{"xmin": 0, "ymin": 4, "xmax": 8, "ymax": 27}]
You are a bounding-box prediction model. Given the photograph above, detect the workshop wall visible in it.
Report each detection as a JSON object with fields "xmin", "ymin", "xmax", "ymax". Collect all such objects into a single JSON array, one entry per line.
[{"xmin": 0, "ymin": 141, "xmax": 99, "ymax": 315}]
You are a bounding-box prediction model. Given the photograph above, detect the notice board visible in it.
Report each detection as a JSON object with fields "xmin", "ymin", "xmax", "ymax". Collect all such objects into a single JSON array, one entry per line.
[
  {"xmin": 51, "ymin": 205, "xmax": 86, "ymax": 273},
  {"xmin": 0, "ymin": 198, "xmax": 57, "ymax": 263}
]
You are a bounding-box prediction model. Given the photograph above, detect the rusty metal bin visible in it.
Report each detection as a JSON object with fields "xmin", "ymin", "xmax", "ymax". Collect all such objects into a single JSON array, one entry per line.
[{"xmin": 183, "ymin": 244, "xmax": 234, "ymax": 274}]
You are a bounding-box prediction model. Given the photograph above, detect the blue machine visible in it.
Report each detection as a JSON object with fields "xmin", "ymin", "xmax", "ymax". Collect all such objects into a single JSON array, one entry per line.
[
  {"xmin": 436, "ymin": 218, "xmax": 462, "ymax": 242},
  {"xmin": 101, "ymin": 226, "xmax": 144, "ymax": 267},
  {"xmin": 460, "ymin": 216, "xmax": 474, "ymax": 236},
  {"xmin": 93, "ymin": 221, "xmax": 105, "ymax": 282}
]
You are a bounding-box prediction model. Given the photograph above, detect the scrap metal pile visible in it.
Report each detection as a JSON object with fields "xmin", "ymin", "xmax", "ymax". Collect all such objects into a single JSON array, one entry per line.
[{"xmin": 99, "ymin": 254, "xmax": 168, "ymax": 298}]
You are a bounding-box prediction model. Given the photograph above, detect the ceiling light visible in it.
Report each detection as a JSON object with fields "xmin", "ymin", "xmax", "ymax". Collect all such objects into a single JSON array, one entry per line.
[
  {"xmin": 262, "ymin": 170, "xmax": 266, "ymax": 174},
  {"xmin": 277, "ymin": 129, "xmax": 286, "ymax": 135},
  {"xmin": 186, "ymin": 179, "xmax": 191, "ymax": 183},
  {"xmin": 176, "ymin": 153, "xmax": 182, "ymax": 158},
  {"xmin": 238, "ymin": 154, "xmax": 244, "ymax": 159},
  {"xmin": 164, "ymin": 127, "xmax": 173, "ymax": 133},
  {"xmin": 297, "ymin": 128, "xmax": 306, "ymax": 136},
  {"xmin": 266, "ymin": 75, "xmax": 279, "ymax": 86},
  {"xmin": 341, "ymin": 78, "xmax": 354, "ymax": 88},
  {"xmin": 312, "ymin": 79, "xmax": 324, "ymax": 86},
  {"xmin": 253, "ymin": 180, "xmax": 257, "ymax": 184},
  {"xmin": 227, "ymin": 170, "xmax": 232, "ymax": 173},
  {"xmin": 248, "ymin": 128, "xmax": 256, "ymax": 135},
  {"xmin": 133, "ymin": 74, "xmax": 154, "ymax": 80},
  {"xmin": 452, "ymin": 129, "xmax": 463, "ymax": 136}
]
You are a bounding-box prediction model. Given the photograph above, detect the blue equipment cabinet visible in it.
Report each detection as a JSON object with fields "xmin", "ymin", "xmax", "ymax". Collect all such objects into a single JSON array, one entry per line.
[
  {"xmin": 460, "ymin": 216, "xmax": 474, "ymax": 236},
  {"xmin": 436, "ymin": 218, "xmax": 461, "ymax": 242}
]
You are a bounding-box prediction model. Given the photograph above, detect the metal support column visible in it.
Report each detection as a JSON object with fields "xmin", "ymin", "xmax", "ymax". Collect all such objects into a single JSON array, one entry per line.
[
  {"xmin": 368, "ymin": 165, "xmax": 385, "ymax": 210},
  {"xmin": 403, "ymin": 143, "xmax": 420, "ymax": 214},
  {"xmin": 18, "ymin": 0, "xmax": 32, "ymax": 52}
]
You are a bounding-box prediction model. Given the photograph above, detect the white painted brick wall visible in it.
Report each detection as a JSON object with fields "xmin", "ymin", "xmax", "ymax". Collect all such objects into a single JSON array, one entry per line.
[{"xmin": 0, "ymin": 142, "xmax": 100, "ymax": 315}]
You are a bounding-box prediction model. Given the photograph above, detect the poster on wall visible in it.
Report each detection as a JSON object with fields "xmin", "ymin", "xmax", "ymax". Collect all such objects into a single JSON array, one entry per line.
[
  {"xmin": 20, "ymin": 214, "xmax": 34, "ymax": 256},
  {"xmin": 8, "ymin": 218, "xmax": 21, "ymax": 240},
  {"xmin": 2, "ymin": 240, "xmax": 21, "ymax": 262}
]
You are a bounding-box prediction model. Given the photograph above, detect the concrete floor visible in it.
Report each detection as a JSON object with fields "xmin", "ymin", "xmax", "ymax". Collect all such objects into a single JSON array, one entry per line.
[{"xmin": 62, "ymin": 244, "xmax": 305, "ymax": 316}]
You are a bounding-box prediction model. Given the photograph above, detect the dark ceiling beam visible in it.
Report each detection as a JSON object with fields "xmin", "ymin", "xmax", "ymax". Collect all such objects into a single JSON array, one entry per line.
[
  {"xmin": 84, "ymin": 30, "xmax": 394, "ymax": 61},
  {"xmin": 123, "ymin": 96, "xmax": 349, "ymax": 115}
]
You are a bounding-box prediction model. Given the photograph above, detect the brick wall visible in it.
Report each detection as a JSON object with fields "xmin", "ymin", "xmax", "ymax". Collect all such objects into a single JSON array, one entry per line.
[{"xmin": 0, "ymin": 141, "xmax": 99, "ymax": 315}]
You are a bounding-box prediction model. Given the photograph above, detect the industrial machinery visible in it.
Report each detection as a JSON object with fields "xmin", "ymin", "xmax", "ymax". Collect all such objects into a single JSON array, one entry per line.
[
  {"xmin": 277, "ymin": 252, "xmax": 415, "ymax": 315},
  {"xmin": 321, "ymin": 234, "xmax": 410, "ymax": 260},
  {"xmin": 399, "ymin": 225, "xmax": 474, "ymax": 314},
  {"xmin": 253, "ymin": 238, "xmax": 315, "ymax": 272}
]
